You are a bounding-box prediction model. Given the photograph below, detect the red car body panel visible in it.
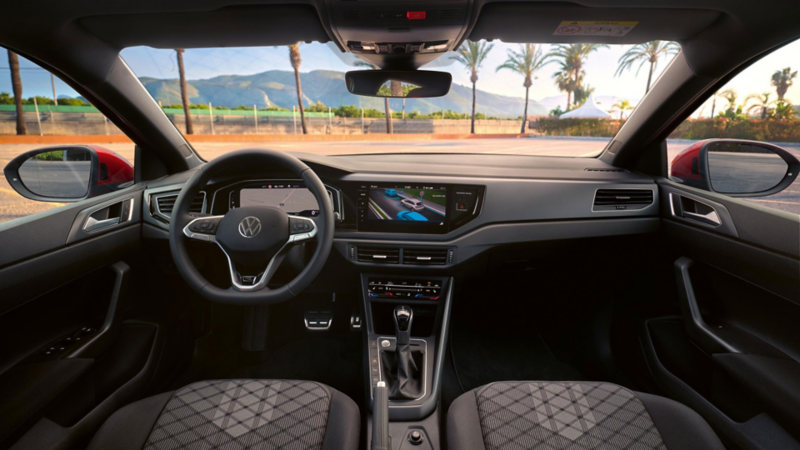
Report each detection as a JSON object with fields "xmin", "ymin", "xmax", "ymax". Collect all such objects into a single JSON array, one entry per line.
[
  {"xmin": 670, "ymin": 140, "xmax": 707, "ymax": 180},
  {"xmin": 90, "ymin": 145, "xmax": 134, "ymax": 186}
]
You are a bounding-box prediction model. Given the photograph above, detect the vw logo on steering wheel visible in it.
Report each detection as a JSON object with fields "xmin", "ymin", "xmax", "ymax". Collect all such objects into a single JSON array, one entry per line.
[{"xmin": 238, "ymin": 216, "xmax": 261, "ymax": 238}]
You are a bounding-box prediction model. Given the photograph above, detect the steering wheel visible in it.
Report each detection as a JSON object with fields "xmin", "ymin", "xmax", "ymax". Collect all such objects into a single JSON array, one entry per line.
[{"xmin": 168, "ymin": 149, "xmax": 334, "ymax": 304}]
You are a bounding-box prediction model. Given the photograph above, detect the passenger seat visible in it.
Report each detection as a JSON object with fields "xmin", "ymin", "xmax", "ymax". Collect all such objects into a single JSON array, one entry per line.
[{"xmin": 447, "ymin": 381, "xmax": 724, "ymax": 450}]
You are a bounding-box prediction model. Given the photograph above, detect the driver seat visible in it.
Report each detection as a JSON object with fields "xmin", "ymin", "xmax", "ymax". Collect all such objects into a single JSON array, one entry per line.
[{"xmin": 87, "ymin": 379, "xmax": 360, "ymax": 450}]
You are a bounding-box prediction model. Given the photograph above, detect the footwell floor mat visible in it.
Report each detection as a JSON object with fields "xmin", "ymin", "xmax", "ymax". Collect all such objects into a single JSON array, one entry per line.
[{"xmin": 450, "ymin": 323, "xmax": 583, "ymax": 393}]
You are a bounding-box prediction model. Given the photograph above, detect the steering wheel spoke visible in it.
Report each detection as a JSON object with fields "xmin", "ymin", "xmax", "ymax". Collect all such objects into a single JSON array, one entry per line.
[
  {"xmin": 183, "ymin": 215, "xmax": 225, "ymax": 242},
  {"xmin": 224, "ymin": 248, "xmax": 289, "ymax": 291},
  {"xmin": 288, "ymin": 215, "xmax": 318, "ymax": 244}
]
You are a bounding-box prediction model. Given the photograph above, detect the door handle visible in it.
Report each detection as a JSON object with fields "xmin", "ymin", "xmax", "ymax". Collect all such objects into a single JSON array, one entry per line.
[
  {"xmin": 670, "ymin": 193, "xmax": 721, "ymax": 226},
  {"xmin": 83, "ymin": 198, "xmax": 134, "ymax": 233},
  {"xmin": 84, "ymin": 216, "xmax": 120, "ymax": 232}
]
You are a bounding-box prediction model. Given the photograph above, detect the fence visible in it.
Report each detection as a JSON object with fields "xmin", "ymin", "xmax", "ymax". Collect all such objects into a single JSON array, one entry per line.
[{"xmin": 0, "ymin": 106, "xmax": 525, "ymax": 136}]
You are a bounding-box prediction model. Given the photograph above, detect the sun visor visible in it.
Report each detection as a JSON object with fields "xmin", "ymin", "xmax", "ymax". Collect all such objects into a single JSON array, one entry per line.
[
  {"xmin": 469, "ymin": 4, "xmax": 721, "ymax": 46},
  {"xmin": 78, "ymin": 5, "xmax": 331, "ymax": 50}
]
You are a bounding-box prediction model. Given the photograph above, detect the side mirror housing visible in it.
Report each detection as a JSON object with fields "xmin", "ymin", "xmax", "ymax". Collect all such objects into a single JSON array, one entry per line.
[
  {"xmin": 3, "ymin": 145, "xmax": 134, "ymax": 203},
  {"xmin": 670, "ymin": 139, "xmax": 800, "ymax": 197}
]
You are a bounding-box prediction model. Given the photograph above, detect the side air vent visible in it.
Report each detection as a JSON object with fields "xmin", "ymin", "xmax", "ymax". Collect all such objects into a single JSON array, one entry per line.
[
  {"xmin": 356, "ymin": 246, "xmax": 400, "ymax": 264},
  {"xmin": 403, "ymin": 248, "xmax": 448, "ymax": 265},
  {"xmin": 593, "ymin": 189, "xmax": 654, "ymax": 211},
  {"xmin": 154, "ymin": 192, "xmax": 205, "ymax": 217},
  {"xmin": 585, "ymin": 168, "xmax": 624, "ymax": 172}
]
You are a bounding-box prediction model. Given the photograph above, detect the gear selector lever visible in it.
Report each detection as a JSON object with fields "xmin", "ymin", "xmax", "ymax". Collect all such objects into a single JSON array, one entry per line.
[
  {"xmin": 394, "ymin": 305, "xmax": 413, "ymax": 345},
  {"xmin": 381, "ymin": 305, "xmax": 423, "ymax": 399}
]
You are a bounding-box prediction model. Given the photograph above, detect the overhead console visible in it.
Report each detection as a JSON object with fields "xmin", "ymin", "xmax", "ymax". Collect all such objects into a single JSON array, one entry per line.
[
  {"xmin": 326, "ymin": 0, "xmax": 472, "ymax": 69},
  {"xmin": 355, "ymin": 183, "xmax": 483, "ymax": 235}
]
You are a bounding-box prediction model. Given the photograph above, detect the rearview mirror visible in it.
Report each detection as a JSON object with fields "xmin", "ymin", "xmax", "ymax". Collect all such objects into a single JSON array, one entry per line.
[
  {"xmin": 670, "ymin": 139, "xmax": 799, "ymax": 197},
  {"xmin": 4, "ymin": 145, "xmax": 134, "ymax": 202},
  {"xmin": 345, "ymin": 70, "xmax": 451, "ymax": 98}
]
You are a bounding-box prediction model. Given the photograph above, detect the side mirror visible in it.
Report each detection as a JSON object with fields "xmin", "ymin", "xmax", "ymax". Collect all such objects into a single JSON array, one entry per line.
[
  {"xmin": 3, "ymin": 145, "xmax": 134, "ymax": 203},
  {"xmin": 670, "ymin": 139, "xmax": 800, "ymax": 197}
]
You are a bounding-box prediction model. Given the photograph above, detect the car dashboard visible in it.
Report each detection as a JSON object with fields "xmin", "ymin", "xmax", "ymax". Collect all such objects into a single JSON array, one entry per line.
[{"xmin": 142, "ymin": 152, "xmax": 660, "ymax": 271}]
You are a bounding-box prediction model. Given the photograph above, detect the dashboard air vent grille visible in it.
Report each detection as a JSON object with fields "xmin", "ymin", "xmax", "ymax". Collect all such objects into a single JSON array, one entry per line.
[
  {"xmin": 593, "ymin": 189, "xmax": 653, "ymax": 210},
  {"xmin": 356, "ymin": 246, "xmax": 400, "ymax": 264},
  {"xmin": 156, "ymin": 192, "xmax": 205, "ymax": 216},
  {"xmin": 403, "ymin": 247, "xmax": 448, "ymax": 265}
]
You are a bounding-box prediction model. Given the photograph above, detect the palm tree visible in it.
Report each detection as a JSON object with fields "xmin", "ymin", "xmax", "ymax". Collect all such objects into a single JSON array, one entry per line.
[
  {"xmin": 452, "ymin": 40, "xmax": 494, "ymax": 133},
  {"xmin": 612, "ymin": 99, "xmax": 633, "ymax": 120},
  {"xmin": 548, "ymin": 43, "xmax": 608, "ymax": 106},
  {"xmin": 289, "ymin": 43, "xmax": 307, "ymax": 134},
  {"xmin": 719, "ymin": 88, "xmax": 738, "ymax": 112},
  {"xmin": 615, "ymin": 41, "xmax": 679, "ymax": 94},
  {"xmin": 354, "ymin": 60, "xmax": 393, "ymax": 133},
  {"xmin": 175, "ymin": 49, "xmax": 193, "ymax": 134},
  {"xmin": 7, "ymin": 50, "xmax": 26, "ymax": 135},
  {"xmin": 709, "ymin": 91, "xmax": 718, "ymax": 119},
  {"xmin": 573, "ymin": 84, "xmax": 595, "ymax": 106},
  {"xmin": 553, "ymin": 68, "xmax": 578, "ymax": 110},
  {"xmin": 771, "ymin": 67, "xmax": 797, "ymax": 99},
  {"xmin": 744, "ymin": 92, "xmax": 774, "ymax": 119},
  {"xmin": 771, "ymin": 100, "xmax": 796, "ymax": 120},
  {"xmin": 496, "ymin": 44, "xmax": 550, "ymax": 133}
]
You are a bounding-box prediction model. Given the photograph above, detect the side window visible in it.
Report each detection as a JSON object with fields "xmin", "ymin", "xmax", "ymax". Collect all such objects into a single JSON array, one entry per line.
[
  {"xmin": 1, "ymin": 49, "xmax": 134, "ymax": 225},
  {"xmin": 668, "ymin": 41, "xmax": 799, "ymax": 215}
]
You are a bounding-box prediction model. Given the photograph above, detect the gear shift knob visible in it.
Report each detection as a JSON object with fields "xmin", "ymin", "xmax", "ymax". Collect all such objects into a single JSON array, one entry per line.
[{"xmin": 394, "ymin": 305, "xmax": 413, "ymax": 346}]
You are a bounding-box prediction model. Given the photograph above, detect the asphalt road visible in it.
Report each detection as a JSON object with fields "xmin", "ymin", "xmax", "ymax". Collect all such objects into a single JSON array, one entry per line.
[{"xmin": 1, "ymin": 137, "xmax": 799, "ymax": 224}]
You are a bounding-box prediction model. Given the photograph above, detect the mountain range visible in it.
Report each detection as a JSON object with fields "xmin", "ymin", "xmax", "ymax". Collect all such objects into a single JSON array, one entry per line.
[{"xmin": 139, "ymin": 70, "xmax": 550, "ymax": 117}]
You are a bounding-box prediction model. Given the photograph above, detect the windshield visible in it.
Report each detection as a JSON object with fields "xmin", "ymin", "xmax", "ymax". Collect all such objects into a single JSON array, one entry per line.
[{"xmin": 117, "ymin": 41, "xmax": 679, "ymax": 158}]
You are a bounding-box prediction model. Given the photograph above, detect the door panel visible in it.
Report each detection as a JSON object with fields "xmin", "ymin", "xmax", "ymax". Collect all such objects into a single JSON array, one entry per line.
[
  {"xmin": 0, "ymin": 185, "xmax": 191, "ymax": 449},
  {"xmin": 643, "ymin": 178, "xmax": 800, "ymax": 450}
]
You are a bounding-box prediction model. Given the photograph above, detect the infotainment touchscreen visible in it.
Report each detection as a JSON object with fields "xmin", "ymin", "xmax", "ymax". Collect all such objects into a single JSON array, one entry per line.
[
  {"xmin": 357, "ymin": 184, "xmax": 449, "ymax": 234},
  {"xmin": 366, "ymin": 186, "xmax": 446, "ymax": 222}
]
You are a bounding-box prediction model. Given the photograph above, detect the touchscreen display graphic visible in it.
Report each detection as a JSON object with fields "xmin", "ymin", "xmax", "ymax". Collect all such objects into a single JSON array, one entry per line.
[{"xmin": 366, "ymin": 186, "xmax": 447, "ymax": 222}]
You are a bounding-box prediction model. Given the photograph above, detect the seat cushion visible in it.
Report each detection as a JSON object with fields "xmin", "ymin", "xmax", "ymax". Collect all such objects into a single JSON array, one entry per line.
[
  {"xmin": 447, "ymin": 381, "xmax": 724, "ymax": 450},
  {"xmin": 88, "ymin": 379, "xmax": 359, "ymax": 450}
]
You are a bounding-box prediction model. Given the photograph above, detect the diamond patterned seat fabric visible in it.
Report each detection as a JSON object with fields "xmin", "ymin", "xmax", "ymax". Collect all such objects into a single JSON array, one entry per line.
[
  {"xmin": 87, "ymin": 379, "xmax": 360, "ymax": 450},
  {"xmin": 447, "ymin": 381, "xmax": 725, "ymax": 450}
]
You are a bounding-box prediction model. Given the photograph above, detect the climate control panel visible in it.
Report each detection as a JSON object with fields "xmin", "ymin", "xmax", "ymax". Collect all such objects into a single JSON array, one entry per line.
[{"xmin": 367, "ymin": 278, "xmax": 442, "ymax": 300}]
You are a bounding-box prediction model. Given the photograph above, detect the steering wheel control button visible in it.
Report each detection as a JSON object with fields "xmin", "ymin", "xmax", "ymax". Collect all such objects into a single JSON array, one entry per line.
[
  {"xmin": 289, "ymin": 217, "xmax": 313, "ymax": 233},
  {"xmin": 189, "ymin": 218, "xmax": 220, "ymax": 233}
]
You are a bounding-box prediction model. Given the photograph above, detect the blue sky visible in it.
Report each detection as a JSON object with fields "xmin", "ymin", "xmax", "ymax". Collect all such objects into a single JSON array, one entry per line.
[{"xmin": 2, "ymin": 39, "xmax": 798, "ymax": 115}]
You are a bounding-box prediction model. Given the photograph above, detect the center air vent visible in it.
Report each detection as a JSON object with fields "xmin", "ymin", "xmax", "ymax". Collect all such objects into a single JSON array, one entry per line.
[
  {"xmin": 356, "ymin": 246, "xmax": 400, "ymax": 264},
  {"xmin": 593, "ymin": 189, "xmax": 654, "ymax": 211},
  {"xmin": 154, "ymin": 192, "xmax": 206, "ymax": 217},
  {"xmin": 403, "ymin": 248, "xmax": 448, "ymax": 265}
]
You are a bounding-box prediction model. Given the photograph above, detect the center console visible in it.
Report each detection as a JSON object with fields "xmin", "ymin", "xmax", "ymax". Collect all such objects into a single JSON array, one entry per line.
[
  {"xmin": 362, "ymin": 275, "xmax": 450, "ymax": 418},
  {"xmin": 361, "ymin": 274, "xmax": 452, "ymax": 449}
]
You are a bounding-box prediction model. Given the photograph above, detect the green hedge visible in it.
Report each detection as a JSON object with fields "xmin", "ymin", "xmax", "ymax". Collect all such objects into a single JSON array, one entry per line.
[
  {"xmin": 535, "ymin": 118, "xmax": 623, "ymax": 137},
  {"xmin": 669, "ymin": 119, "xmax": 800, "ymax": 142}
]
